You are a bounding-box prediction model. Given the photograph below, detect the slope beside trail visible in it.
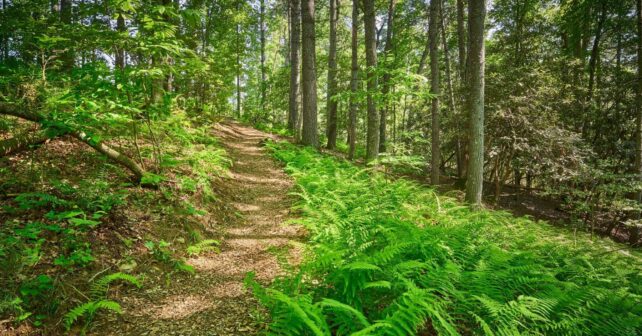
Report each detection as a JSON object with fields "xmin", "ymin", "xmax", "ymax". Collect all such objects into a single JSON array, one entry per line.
[{"xmin": 92, "ymin": 121, "xmax": 304, "ymax": 336}]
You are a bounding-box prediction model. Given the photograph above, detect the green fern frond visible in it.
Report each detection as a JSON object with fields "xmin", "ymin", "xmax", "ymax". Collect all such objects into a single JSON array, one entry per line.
[
  {"xmin": 64, "ymin": 300, "xmax": 122, "ymax": 330},
  {"xmin": 186, "ymin": 239, "xmax": 220, "ymax": 256},
  {"xmin": 90, "ymin": 272, "xmax": 141, "ymax": 299}
]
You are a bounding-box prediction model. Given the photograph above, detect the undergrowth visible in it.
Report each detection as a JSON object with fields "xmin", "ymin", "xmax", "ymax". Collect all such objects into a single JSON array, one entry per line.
[
  {"xmin": 0, "ymin": 116, "xmax": 229, "ymax": 332},
  {"xmin": 248, "ymin": 141, "xmax": 642, "ymax": 336}
]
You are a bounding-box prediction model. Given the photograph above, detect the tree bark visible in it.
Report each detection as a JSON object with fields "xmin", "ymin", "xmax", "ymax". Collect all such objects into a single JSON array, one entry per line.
[
  {"xmin": 288, "ymin": 0, "xmax": 301, "ymax": 132},
  {"xmin": 464, "ymin": 0, "xmax": 485, "ymax": 208},
  {"xmin": 379, "ymin": 0, "xmax": 396, "ymax": 153},
  {"xmin": 0, "ymin": 103, "xmax": 146, "ymax": 181},
  {"xmin": 440, "ymin": 0, "xmax": 458, "ymax": 180},
  {"xmin": 326, "ymin": 0, "xmax": 339, "ymax": 149},
  {"xmin": 236, "ymin": 0, "xmax": 243, "ymax": 118},
  {"xmin": 115, "ymin": 13, "xmax": 126, "ymax": 71},
  {"xmin": 60, "ymin": 0, "xmax": 74, "ymax": 70},
  {"xmin": 260, "ymin": 0, "xmax": 267, "ymax": 114},
  {"xmin": 362, "ymin": 0, "xmax": 379, "ymax": 162},
  {"xmin": 300, "ymin": 0, "xmax": 319, "ymax": 147},
  {"xmin": 456, "ymin": 0, "xmax": 467, "ymax": 178},
  {"xmin": 635, "ymin": 0, "xmax": 642, "ymax": 201},
  {"xmin": 429, "ymin": 0, "xmax": 441, "ymax": 185},
  {"xmin": 0, "ymin": 130, "xmax": 51, "ymax": 157},
  {"xmin": 456, "ymin": 0, "xmax": 466, "ymax": 81},
  {"xmin": 348, "ymin": 0, "xmax": 359, "ymax": 160},
  {"xmin": 584, "ymin": 1, "xmax": 607, "ymax": 137}
]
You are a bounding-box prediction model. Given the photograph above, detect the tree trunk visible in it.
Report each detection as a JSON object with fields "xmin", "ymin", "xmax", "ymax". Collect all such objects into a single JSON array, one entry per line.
[
  {"xmin": 379, "ymin": 0, "xmax": 396, "ymax": 153},
  {"xmin": 60, "ymin": 0, "xmax": 74, "ymax": 70},
  {"xmin": 1, "ymin": 0, "xmax": 6, "ymax": 61},
  {"xmin": 260, "ymin": 0, "xmax": 266, "ymax": 114},
  {"xmin": 363, "ymin": 0, "xmax": 379, "ymax": 162},
  {"xmin": 429, "ymin": 0, "xmax": 441, "ymax": 185},
  {"xmin": 440, "ymin": 0, "xmax": 458, "ymax": 179},
  {"xmin": 0, "ymin": 103, "xmax": 146, "ymax": 182},
  {"xmin": 326, "ymin": 0, "xmax": 339, "ymax": 149},
  {"xmin": 464, "ymin": 0, "xmax": 485, "ymax": 208},
  {"xmin": 456, "ymin": 0, "xmax": 467, "ymax": 178},
  {"xmin": 456, "ymin": 0, "xmax": 466, "ymax": 81},
  {"xmin": 0, "ymin": 130, "xmax": 51, "ymax": 157},
  {"xmin": 300, "ymin": 0, "xmax": 319, "ymax": 147},
  {"xmin": 584, "ymin": 2, "xmax": 607, "ymax": 136},
  {"xmin": 635, "ymin": 0, "xmax": 642, "ymax": 202},
  {"xmin": 288, "ymin": 0, "xmax": 301, "ymax": 132},
  {"xmin": 115, "ymin": 13, "xmax": 126, "ymax": 71},
  {"xmin": 348, "ymin": 0, "xmax": 359, "ymax": 160}
]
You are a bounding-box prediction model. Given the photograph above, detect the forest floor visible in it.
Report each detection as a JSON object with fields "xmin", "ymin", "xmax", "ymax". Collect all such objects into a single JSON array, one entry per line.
[{"xmin": 90, "ymin": 122, "xmax": 305, "ymax": 336}]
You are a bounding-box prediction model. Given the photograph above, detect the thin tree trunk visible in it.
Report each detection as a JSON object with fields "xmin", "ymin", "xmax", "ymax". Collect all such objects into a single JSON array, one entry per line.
[
  {"xmin": 236, "ymin": 7, "xmax": 242, "ymax": 119},
  {"xmin": 464, "ymin": 0, "xmax": 485, "ymax": 208},
  {"xmin": 60, "ymin": 0, "xmax": 74, "ymax": 70},
  {"xmin": 440, "ymin": 0, "xmax": 458, "ymax": 178},
  {"xmin": 300, "ymin": 0, "xmax": 318, "ymax": 147},
  {"xmin": 456, "ymin": 0, "xmax": 467, "ymax": 178},
  {"xmin": 363, "ymin": 0, "xmax": 379, "ymax": 162},
  {"xmin": 1, "ymin": 0, "xmax": 7, "ymax": 61},
  {"xmin": 326, "ymin": 0, "xmax": 339, "ymax": 149},
  {"xmin": 348, "ymin": 0, "xmax": 359, "ymax": 160},
  {"xmin": 429, "ymin": 0, "xmax": 441, "ymax": 184},
  {"xmin": 260, "ymin": 0, "xmax": 266, "ymax": 114},
  {"xmin": 288, "ymin": 0, "xmax": 301, "ymax": 132},
  {"xmin": 585, "ymin": 2, "xmax": 607, "ymax": 136},
  {"xmin": 379, "ymin": 0, "xmax": 396, "ymax": 153},
  {"xmin": 633, "ymin": 0, "xmax": 642, "ymax": 244},
  {"xmin": 115, "ymin": 13, "xmax": 126, "ymax": 70},
  {"xmin": 456, "ymin": 0, "xmax": 466, "ymax": 81}
]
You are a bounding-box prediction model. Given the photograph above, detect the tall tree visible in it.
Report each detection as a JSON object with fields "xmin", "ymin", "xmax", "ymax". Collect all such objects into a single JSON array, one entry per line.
[
  {"xmin": 300, "ymin": 0, "xmax": 318, "ymax": 147},
  {"xmin": 379, "ymin": 0, "xmax": 396, "ymax": 152},
  {"xmin": 441, "ymin": 0, "xmax": 459, "ymax": 179},
  {"xmin": 429, "ymin": 0, "xmax": 441, "ymax": 184},
  {"xmin": 288, "ymin": 0, "xmax": 301, "ymax": 132},
  {"xmin": 363, "ymin": 0, "xmax": 379, "ymax": 162},
  {"xmin": 464, "ymin": 0, "xmax": 485, "ymax": 207},
  {"xmin": 259, "ymin": 0, "xmax": 267, "ymax": 115},
  {"xmin": 456, "ymin": 0, "xmax": 467, "ymax": 178},
  {"xmin": 456, "ymin": 0, "xmax": 466, "ymax": 80},
  {"xmin": 326, "ymin": 0, "xmax": 339, "ymax": 149},
  {"xmin": 236, "ymin": 0, "xmax": 243, "ymax": 118},
  {"xmin": 60, "ymin": 0, "xmax": 74, "ymax": 70},
  {"xmin": 348, "ymin": 0, "xmax": 359, "ymax": 160},
  {"xmin": 635, "ymin": 0, "xmax": 642, "ymax": 201},
  {"xmin": 115, "ymin": 12, "xmax": 126, "ymax": 71},
  {"xmin": 583, "ymin": 1, "xmax": 607, "ymax": 136}
]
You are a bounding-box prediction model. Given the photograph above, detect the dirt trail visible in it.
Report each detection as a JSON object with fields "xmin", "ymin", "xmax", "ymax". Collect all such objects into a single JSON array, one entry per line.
[{"xmin": 93, "ymin": 122, "xmax": 303, "ymax": 336}]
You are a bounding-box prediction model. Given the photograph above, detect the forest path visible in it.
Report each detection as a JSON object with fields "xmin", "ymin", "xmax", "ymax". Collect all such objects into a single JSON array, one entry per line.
[{"xmin": 93, "ymin": 121, "xmax": 303, "ymax": 336}]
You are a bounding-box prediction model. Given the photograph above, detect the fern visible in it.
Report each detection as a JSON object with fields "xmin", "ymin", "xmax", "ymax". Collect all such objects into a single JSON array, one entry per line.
[
  {"xmin": 251, "ymin": 141, "xmax": 642, "ymax": 336},
  {"xmin": 186, "ymin": 239, "xmax": 220, "ymax": 256},
  {"xmin": 65, "ymin": 273, "xmax": 140, "ymax": 332},
  {"xmin": 89, "ymin": 272, "xmax": 141, "ymax": 299},
  {"xmin": 64, "ymin": 300, "xmax": 122, "ymax": 330}
]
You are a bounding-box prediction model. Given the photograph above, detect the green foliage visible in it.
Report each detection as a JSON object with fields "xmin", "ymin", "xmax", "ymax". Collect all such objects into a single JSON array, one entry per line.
[
  {"xmin": 63, "ymin": 272, "xmax": 141, "ymax": 332},
  {"xmin": 250, "ymin": 141, "xmax": 642, "ymax": 336},
  {"xmin": 63, "ymin": 300, "xmax": 122, "ymax": 331},
  {"xmin": 145, "ymin": 240, "xmax": 195, "ymax": 274},
  {"xmin": 186, "ymin": 239, "xmax": 220, "ymax": 256}
]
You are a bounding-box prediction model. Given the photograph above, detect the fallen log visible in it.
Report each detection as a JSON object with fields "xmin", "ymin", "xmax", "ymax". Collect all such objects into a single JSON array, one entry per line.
[
  {"xmin": 0, "ymin": 103, "xmax": 146, "ymax": 182},
  {"xmin": 0, "ymin": 129, "xmax": 51, "ymax": 156}
]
